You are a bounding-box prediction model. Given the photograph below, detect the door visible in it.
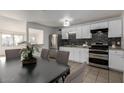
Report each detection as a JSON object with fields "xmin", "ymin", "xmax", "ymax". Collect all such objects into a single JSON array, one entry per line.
[
  {"xmin": 109, "ymin": 50, "xmax": 124, "ymax": 71},
  {"xmin": 62, "ymin": 28, "xmax": 68, "ymax": 39},
  {"xmin": 108, "ymin": 19, "xmax": 122, "ymax": 37},
  {"xmin": 82, "ymin": 24, "xmax": 91, "ymax": 38},
  {"xmin": 91, "ymin": 22, "xmax": 108, "ymax": 29},
  {"xmin": 76, "ymin": 26, "xmax": 82, "ymax": 39}
]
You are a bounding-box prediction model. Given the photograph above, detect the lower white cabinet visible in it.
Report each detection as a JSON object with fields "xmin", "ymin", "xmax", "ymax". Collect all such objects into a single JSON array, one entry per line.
[
  {"xmin": 59, "ymin": 47, "xmax": 89, "ymax": 63},
  {"xmin": 109, "ymin": 49, "xmax": 124, "ymax": 72}
]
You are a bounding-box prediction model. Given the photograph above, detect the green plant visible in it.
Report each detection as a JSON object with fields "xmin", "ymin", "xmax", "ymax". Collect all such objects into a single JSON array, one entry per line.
[{"xmin": 19, "ymin": 41, "xmax": 39, "ymax": 61}]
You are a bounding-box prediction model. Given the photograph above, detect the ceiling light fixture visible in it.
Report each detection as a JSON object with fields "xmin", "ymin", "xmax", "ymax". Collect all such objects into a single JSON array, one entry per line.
[
  {"xmin": 63, "ymin": 19, "xmax": 70, "ymax": 27},
  {"xmin": 60, "ymin": 16, "xmax": 73, "ymax": 27}
]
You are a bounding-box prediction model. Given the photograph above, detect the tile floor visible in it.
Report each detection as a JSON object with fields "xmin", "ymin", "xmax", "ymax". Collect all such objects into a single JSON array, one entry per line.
[{"xmin": 68, "ymin": 61, "xmax": 123, "ymax": 83}]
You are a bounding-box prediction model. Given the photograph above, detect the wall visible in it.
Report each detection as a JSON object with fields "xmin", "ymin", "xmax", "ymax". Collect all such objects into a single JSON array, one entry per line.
[
  {"xmin": 27, "ymin": 22, "xmax": 58, "ymax": 49},
  {"xmin": 0, "ymin": 16, "xmax": 26, "ymax": 56},
  {"xmin": 0, "ymin": 16, "xmax": 58, "ymax": 56},
  {"xmin": 121, "ymin": 13, "xmax": 124, "ymax": 49}
]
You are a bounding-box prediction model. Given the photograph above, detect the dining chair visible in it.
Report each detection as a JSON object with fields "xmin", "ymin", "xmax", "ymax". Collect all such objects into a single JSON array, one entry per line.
[
  {"xmin": 41, "ymin": 49, "xmax": 49, "ymax": 60},
  {"xmin": 5, "ymin": 49, "xmax": 21, "ymax": 61},
  {"xmin": 64, "ymin": 63, "xmax": 86, "ymax": 83},
  {"xmin": 56, "ymin": 51, "xmax": 69, "ymax": 65},
  {"xmin": 48, "ymin": 49, "xmax": 57, "ymax": 61}
]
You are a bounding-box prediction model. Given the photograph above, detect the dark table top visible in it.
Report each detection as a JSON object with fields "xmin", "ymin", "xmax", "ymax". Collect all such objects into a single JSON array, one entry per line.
[{"xmin": 0, "ymin": 57, "xmax": 70, "ymax": 83}]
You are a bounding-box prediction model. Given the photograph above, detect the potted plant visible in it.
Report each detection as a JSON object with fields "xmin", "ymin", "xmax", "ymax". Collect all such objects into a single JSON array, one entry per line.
[{"xmin": 19, "ymin": 41, "xmax": 39, "ymax": 64}]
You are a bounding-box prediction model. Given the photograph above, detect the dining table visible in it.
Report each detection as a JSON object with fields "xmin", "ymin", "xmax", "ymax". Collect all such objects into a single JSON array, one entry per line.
[{"xmin": 0, "ymin": 56, "xmax": 70, "ymax": 83}]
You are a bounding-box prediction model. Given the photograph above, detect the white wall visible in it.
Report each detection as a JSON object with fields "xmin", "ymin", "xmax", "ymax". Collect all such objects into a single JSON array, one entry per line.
[
  {"xmin": 0, "ymin": 16, "xmax": 58, "ymax": 56},
  {"xmin": 121, "ymin": 13, "xmax": 124, "ymax": 49},
  {"xmin": 0, "ymin": 16, "xmax": 26, "ymax": 56},
  {"xmin": 123, "ymin": 72, "xmax": 124, "ymax": 83}
]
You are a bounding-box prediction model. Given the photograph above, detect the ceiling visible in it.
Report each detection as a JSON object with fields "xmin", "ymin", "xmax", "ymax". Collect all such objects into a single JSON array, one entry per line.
[{"xmin": 0, "ymin": 10, "xmax": 123, "ymax": 27}]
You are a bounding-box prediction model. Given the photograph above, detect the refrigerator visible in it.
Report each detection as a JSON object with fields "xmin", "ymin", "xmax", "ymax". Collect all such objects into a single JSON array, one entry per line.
[{"xmin": 49, "ymin": 34, "xmax": 61, "ymax": 50}]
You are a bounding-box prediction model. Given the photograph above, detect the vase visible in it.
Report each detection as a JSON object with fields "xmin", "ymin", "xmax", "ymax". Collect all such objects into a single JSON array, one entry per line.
[{"xmin": 22, "ymin": 57, "xmax": 37, "ymax": 65}]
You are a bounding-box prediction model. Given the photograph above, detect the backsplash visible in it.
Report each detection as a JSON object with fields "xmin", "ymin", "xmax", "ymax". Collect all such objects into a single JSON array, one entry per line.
[
  {"xmin": 61, "ymin": 39, "xmax": 92, "ymax": 46},
  {"xmin": 92, "ymin": 31, "xmax": 108, "ymax": 44},
  {"xmin": 61, "ymin": 37, "xmax": 121, "ymax": 47},
  {"xmin": 108, "ymin": 37, "xmax": 121, "ymax": 46}
]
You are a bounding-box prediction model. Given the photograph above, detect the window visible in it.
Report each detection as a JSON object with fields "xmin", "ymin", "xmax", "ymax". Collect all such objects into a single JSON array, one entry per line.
[
  {"xmin": 14, "ymin": 35, "xmax": 24, "ymax": 46},
  {"xmin": 29, "ymin": 35, "xmax": 36, "ymax": 44},
  {"xmin": 29, "ymin": 28, "xmax": 44, "ymax": 44},
  {"xmin": 2, "ymin": 34, "xmax": 14, "ymax": 47}
]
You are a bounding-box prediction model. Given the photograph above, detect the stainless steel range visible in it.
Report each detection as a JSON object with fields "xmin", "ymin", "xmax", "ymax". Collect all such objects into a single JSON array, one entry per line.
[
  {"xmin": 89, "ymin": 44, "xmax": 109, "ymax": 69},
  {"xmin": 89, "ymin": 28, "xmax": 109, "ymax": 69}
]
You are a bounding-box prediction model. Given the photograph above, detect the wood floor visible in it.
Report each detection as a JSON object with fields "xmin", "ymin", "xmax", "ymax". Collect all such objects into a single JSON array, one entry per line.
[{"xmin": 68, "ymin": 61, "xmax": 123, "ymax": 83}]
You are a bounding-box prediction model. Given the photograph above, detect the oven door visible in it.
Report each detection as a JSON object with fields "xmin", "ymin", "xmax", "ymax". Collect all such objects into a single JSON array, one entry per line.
[{"xmin": 89, "ymin": 53, "xmax": 108, "ymax": 66}]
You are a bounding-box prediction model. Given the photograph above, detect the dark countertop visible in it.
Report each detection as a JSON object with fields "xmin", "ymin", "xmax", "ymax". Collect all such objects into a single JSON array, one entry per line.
[
  {"xmin": 60, "ymin": 45, "xmax": 90, "ymax": 48},
  {"xmin": 109, "ymin": 46, "xmax": 124, "ymax": 51},
  {"xmin": 60, "ymin": 46, "xmax": 124, "ymax": 51}
]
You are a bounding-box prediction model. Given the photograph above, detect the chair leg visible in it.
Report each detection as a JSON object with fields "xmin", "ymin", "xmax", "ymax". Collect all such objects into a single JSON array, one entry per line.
[
  {"xmin": 62, "ymin": 76, "xmax": 64, "ymax": 82},
  {"xmin": 56, "ymin": 80, "xmax": 59, "ymax": 83}
]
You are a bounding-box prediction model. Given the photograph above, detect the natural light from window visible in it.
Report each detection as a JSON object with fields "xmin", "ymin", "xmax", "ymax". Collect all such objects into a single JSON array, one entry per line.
[
  {"xmin": 14, "ymin": 35, "xmax": 24, "ymax": 46},
  {"xmin": 29, "ymin": 28, "xmax": 44, "ymax": 44},
  {"xmin": 2, "ymin": 34, "xmax": 13, "ymax": 47}
]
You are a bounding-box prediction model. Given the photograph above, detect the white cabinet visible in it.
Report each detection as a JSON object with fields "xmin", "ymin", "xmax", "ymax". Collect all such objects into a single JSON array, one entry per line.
[
  {"xmin": 73, "ymin": 48, "xmax": 80, "ymax": 62},
  {"xmin": 61, "ymin": 28, "xmax": 68, "ymax": 39},
  {"xmin": 79, "ymin": 48, "xmax": 89, "ymax": 63},
  {"xmin": 109, "ymin": 49, "xmax": 124, "ymax": 71},
  {"xmin": 76, "ymin": 25, "xmax": 91, "ymax": 39},
  {"xmin": 59, "ymin": 47, "xmax": 74, "ymax": 61},
  {"xmin": 68, "ymin": 47, "xmax": 75, "ymax": 61},
  {"xmin": 59, "ymin": 47, "xmax": 89, "ymax": 63},
  {"xmin": 76, "ymin": 26, "xmax": 82, "ymax": 39},
  {"xmin": 82, "ymin": 25, "xmax": 91, "ymax": 38},
  {"xmin": 108, "ymin": 19, "xmax": 122, "ymax": 37},
  {"xmin": 91, "ymin": 21, "xmax": 108, "ymax": 30}
]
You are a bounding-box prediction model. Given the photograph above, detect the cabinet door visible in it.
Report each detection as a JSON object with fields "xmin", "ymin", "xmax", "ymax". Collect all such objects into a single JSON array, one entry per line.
[
  {"xmin": 109, "ymin": 54, "xmax": 124, "ymax": 71},
  {"xmin": 79, "ymin": 48, "xmax": 89, "ymax": 63},
  {"xmin": 62, "ymin": 29, "xmax": 68, "ymax": 39},
  {"xmin": 91, "ymin": 22, "xmax": 108, "ymax": 29},
  {"xmin": 68, "ymin": 48, "xmax": 74, "ymax": 61},
  {"xmin": 82, "ymin": 25, "xmax": 91, "ymax": 38},
  {"xmin": 76, "ymin": 26, "xmax": 82, "ymax": 39},
  {"xmin": 73, "ymin": 48, "xmax": 80, "ymax": 62},
  {"xmin": 108, "ymin": 19, "xmax": 122, "ymax": 37},
  {"xmin": 109, "ymin": 50, "xmax": 124, "ymax": 71}
]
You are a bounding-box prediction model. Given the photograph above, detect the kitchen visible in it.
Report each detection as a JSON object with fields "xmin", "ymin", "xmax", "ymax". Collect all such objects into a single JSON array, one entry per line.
[
  {"xmin": 59, "ymin": 17, "xmax": 124, "ymax": 71},
  {"xmin": 0, "ymin": 10, "xmax": 123, "ymax": 83},
  {"xmin": 49, "ymin": 16, "xmax": 124, "ymax": 82}
]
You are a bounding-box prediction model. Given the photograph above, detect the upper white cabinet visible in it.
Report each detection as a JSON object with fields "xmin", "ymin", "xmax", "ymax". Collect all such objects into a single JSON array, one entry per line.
[
  {"xmin": 76, "ymin": 25, "xmax": 91, "ymax": 39},
  {"xmin": 61, "ymin": 19, "xmax": 122, "ymax": 39},
  {"xmin": 108, "ymin": 19, "xmax": 122, "ymax": 37},
  {"xmin": 61, "ymin": 28, "xmax": 68, "ymax": 39},
  {"xmin": 91, "ymin": 21, "xmax": 108, "ymax": 29},
  {"xmin": 109, "ymin": 49, "xmax": 124, "ymax": 72},
  {"xmin": 76, "ymin": 26, "xmax": 82, "ymax": 39},
  {"xmin": 82, "ymin": 25, "xmax": 91, "ymax": 38}
]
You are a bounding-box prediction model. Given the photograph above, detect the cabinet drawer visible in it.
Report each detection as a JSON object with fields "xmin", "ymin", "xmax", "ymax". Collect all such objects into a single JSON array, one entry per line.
[{"xmin": 109, "ymin": 50, "xmax": 124, "ymax": 56}]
